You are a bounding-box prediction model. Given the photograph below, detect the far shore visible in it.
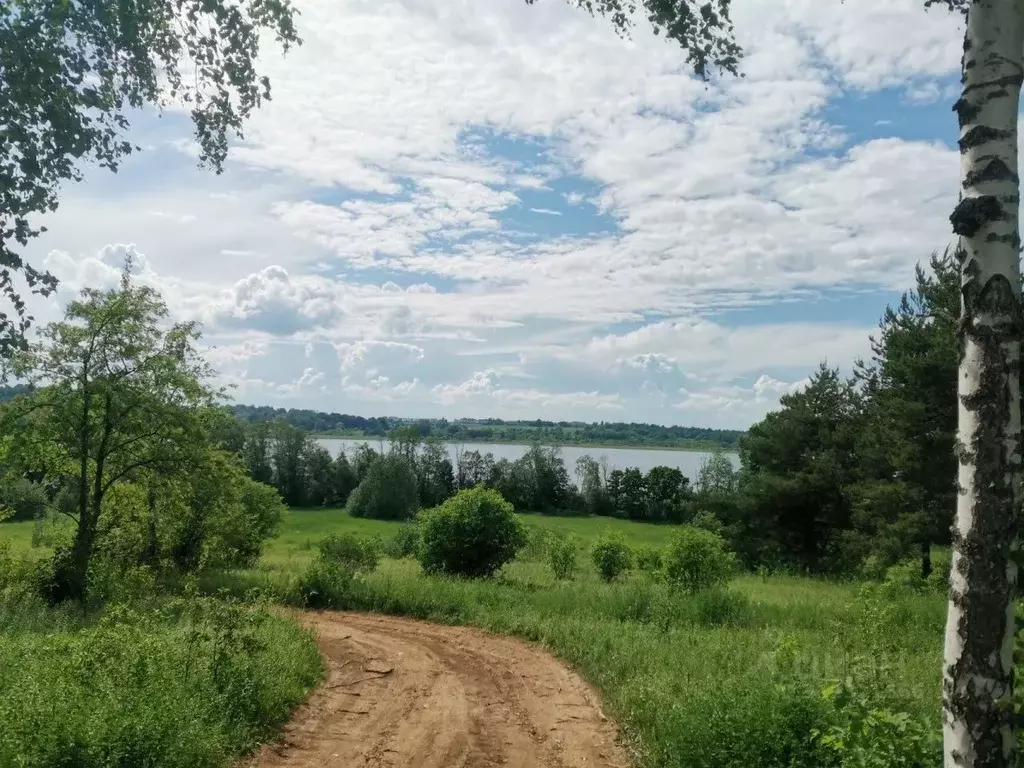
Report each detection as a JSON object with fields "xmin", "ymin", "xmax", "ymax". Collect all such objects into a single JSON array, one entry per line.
[{"xmin": 313, "ymin": 432, "xmax": 739, "ymax": 454}]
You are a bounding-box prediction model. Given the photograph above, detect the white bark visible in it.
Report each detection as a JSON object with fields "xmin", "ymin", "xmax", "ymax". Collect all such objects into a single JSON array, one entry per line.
[{"xmin": 943, "ymin": 1, "xmax": 1024, "ymax": 766}]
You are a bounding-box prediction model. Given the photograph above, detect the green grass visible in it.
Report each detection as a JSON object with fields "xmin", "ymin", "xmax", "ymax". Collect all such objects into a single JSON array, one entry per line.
[
  {"xmin": 0, "ymin": 585, "xmax": 323, "ymax": 768},
  {"xmin": 256, "ymin": 507, "xmax": 678, "ymax": 570},
  {"xmin": 0, "ymin": 518, "xmax": 35, "ymax": 553}
]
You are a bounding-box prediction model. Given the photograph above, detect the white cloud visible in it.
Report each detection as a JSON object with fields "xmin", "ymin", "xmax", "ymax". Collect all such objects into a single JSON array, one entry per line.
[
  {"xmin": 14, "ymin": 0, "xmax": 967, "ymax": 429},
  {"xmin": 587, "ymin": 317, "xmax": 873, "ymax": 378},
  {"xmin": 336, "ymin": 339, "xmax": 426, "ymax": 372}
]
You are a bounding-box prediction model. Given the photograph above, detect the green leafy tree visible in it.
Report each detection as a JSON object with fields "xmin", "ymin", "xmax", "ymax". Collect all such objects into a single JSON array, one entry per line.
[
  {"xmin": 388, "ymin": 425, "xmax": 422, "ymax": 463},
  {"xmin": 575, "ymin": 455, "xmax": 609, "ymax": 515},
  {"xmin": 694, "ymin": 450, "xmax": 740, "ymax": 527},
  {"xmin": 154, "ymin": 448, "xmax": 284, "ymax": 573},
  {"xmin": 2, "ymin": 269, "xmax": 218, "ymax": 601},
  {"xmin": 606, "ymin": 468, "xmax": 623, "ymax": 516},
  {"xmin": 347, "ymin": 453, "xmax": 418, "ymax": 521},
  {"xmin": 270, "ymin": 421, "xmax": 307, "ymax": 506},
  {"xmin": 696, "ymin": 450, "xmax": 737, "ymax": 495},
  {"xmin": 417, "ymin": 487, "xmax": 526, "ymax": 578},
  {"xmin": 618, "ymin": 467, "xmax": 647, "ymax": 521},
  {"xmin": 0, "ymin": 0, "xmax": 300, "ymax": 351},
  {"xmin": 645, "ymin": 465, "xmax": 690, "ymax": 523},
  {"xmin": 243, "ymin": 421, "xmax": 273, "ymax": 485},
  {"xmin": 351, "ymin": 443, "xmax": 379, "ymax": 483},
  {"xmin": 457, "ymin": 448, "xmax": 488, "ymax": 488},
  {"xmin": 301, "ymin": 441, "xmax": 335, "ymax": 507},
  {"xmin": 664, "ymin": 527, "xmax": 736, "ymax": 594},
  {"xmin": 331, "ymin": 451, "xmax": 358, "ymax": 506},
  {"xmin": 416, "ymin": 437, "xmax": 455, "ymax": 508}
]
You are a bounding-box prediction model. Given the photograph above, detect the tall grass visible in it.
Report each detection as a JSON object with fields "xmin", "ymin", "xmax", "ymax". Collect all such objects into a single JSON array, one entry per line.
[{"xmin": 0, "ymin": 584, "xmax": 323, "ymax": 768}]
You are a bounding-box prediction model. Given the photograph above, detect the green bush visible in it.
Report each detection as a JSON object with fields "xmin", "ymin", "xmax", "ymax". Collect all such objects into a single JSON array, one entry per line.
[
  {"xmin": 0, "ymin": 593, "xmax": 322, "ymax": 768},
  {"xmin": 547, "ymin": 535, "xmax": 578, "ymax": 580},
  {"xmin": 812, "ymin": 656, "xmax": 941, "ymax": 767},
  {"xmin": 0, "ymin": 478, "xmax": 46, "ymax": 521},
  {"xmin": 418, "ymin": 487, "xmax": 526, "ymax": 578},
  {"xmin": 664, "ymin": 526, "xmax": 736, "ymax": 594},
  {"xmin": 347, "ymin": 454, "xmax": 419, "ymax": 520},
  {"xmin": 690, "ymin": 509, "xmax": 724, "ymax": 535},
  {"xmin": 590, "ymin": 532, "xmax": 632, "ymax": 582},
  {"xmin": 295, "ymin": 558, "xmax": 356, "ymax": 609},
  {"xmin": 634, "ymin": 545, "xmax": 664, "ymax": 574},
  {"xmin": 386, "ymin": 524, "xmax": 421, "ymax": 559},
  {"xmin": 318, "ymin": 532, "xmax": 381, "ymax": 571}
]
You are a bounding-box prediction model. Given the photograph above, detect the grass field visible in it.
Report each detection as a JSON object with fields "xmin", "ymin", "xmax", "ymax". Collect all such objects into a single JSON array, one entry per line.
[{"xmin": 0, "ymin": 509, "xmax": 947, "ymax": 767}]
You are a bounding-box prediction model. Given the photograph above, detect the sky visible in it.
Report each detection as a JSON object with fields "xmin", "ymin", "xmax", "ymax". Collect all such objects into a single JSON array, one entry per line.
[{"xmin": 21, "ymin": 0, "xmax": 969, "ymax": 430}]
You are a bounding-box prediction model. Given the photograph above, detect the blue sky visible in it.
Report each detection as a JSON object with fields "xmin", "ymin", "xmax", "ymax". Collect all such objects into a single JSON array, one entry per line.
[{"xmin": 23, "ymin": 0, "xmax": 969, "ymax": 429}]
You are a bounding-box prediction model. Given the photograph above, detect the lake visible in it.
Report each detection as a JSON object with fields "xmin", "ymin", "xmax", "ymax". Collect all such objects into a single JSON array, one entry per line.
[{"xmin": 316, "ymin": 438, "xmax": 739, "ymax": 483}]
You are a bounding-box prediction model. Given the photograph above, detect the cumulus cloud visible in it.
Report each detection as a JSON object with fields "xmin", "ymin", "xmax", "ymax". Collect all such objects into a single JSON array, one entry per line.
[{"xmin": 208, "ymin": 266, "xmax": 346, "ymax": 335}]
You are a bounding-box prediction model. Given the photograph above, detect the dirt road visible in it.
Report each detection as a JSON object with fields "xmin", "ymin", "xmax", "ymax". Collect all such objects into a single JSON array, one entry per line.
[{"xmin": 248, "ymin": 612, "xmax": 630, "ymax": 768}]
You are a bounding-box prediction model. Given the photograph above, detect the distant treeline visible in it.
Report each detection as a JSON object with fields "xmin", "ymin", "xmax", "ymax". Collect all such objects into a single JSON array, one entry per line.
[
  {"xmin": 218, "ymin": 419, "xmax": 723, "ymax": 525},
  {"xmin": 226, "ymin": 404, "xmax": 744, "ymax": 450}
]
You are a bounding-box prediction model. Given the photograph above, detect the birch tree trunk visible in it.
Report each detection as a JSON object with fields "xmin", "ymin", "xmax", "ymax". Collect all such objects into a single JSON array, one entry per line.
[{"xmin": 943, "ymin": 1, "xmax": 1024, "ymax": 765}]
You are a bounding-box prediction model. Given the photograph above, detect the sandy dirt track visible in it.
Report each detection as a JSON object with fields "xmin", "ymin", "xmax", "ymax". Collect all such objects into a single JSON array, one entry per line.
[{"xmin": 247, "ymin": 611, "xmax": 630, "ymax": 768}]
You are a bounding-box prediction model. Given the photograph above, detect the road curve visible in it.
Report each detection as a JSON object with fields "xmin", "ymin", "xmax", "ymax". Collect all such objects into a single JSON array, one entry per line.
[{"xmin": 246, "ymin": 611, "xmax": 630, "ymax": 768}]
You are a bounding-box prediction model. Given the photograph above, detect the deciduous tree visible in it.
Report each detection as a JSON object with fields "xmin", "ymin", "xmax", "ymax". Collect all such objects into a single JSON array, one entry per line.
[
  {"xmin": 2, "ymin": 268, "xmax": 219, "ymax": 601},
  {"xmin": 0, "ymin": 0, "xmax": 300, "ymax": 351}
]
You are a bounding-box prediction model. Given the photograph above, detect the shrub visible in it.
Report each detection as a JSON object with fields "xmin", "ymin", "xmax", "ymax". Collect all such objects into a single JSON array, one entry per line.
[
  {"xmin": 690, "ymin": 509, "xmax": 724, "ymax": 536},
  {"xmin": 547, "ymin": 535, "xmax": 578, "ymax": 580},
  {"xmin": 418, "ymin": 487, "xmax": 526, "ymax": 578},
  {"xmin": 812, "ymin": 656, "xmax": 941, "ymax": 767},
  {"xmin": 318, "ymin": 532, "xmax": 381, "ymax": 571},
  {"xmin": 634, "ymin": 545, "xmax": 664, "ymax": 574},
  {"xmin": 295, "ymin": 558, "xmax": 356, "ymax": 609},
  {"xmin": 0, "ymin": 478, "xmax": 46, "ymax": 521},
  {"xmin": 664, "ymin": 526, "xmax": 736, "ymax": 594},
  {"xmin": 348, "ymin": 454, "xmax": 419, "ymax": 520},
  {"xmin": 386, "ymin": 524, "xmax": 421, "ymax": 559},
  {"xmin": 590, "ymin": 532, "xmax": 632, "ymax": 582}
]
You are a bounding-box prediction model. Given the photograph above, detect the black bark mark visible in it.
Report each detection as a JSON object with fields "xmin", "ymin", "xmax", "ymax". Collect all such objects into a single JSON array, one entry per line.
[
  {"xmin": 986, "ymin": 232, "xmax": 1021, "ymax": 249},
  {"xmin": 954, "ymin": 97, "xmax": 982, "ymax": 125},
  {"xmin": 960, "ymin": 126, "xmax": 1014, "ymax": 152},
  {"xmin": 963, "ymin": 158, "xmax": 1019, "ymax": 189},
  {"xmin": 962, "ymin": 74, "xmax": 1024, "ymax": 97},
  {"xmin": 951, "ymin": 196, "xmax": 1005, "ymax": 238}
]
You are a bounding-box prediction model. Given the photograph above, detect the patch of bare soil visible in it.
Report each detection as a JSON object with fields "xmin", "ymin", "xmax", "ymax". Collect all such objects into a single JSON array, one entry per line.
[{"xmin": 245, "ymin": 611, "xmax": 630, "ymax": 768}]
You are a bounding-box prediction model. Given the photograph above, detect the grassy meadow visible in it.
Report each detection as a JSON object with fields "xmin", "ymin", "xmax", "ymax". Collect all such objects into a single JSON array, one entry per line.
[{"xmin": 0, "ymin": 508, "xmax": 946, "ymax": 767}]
